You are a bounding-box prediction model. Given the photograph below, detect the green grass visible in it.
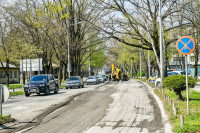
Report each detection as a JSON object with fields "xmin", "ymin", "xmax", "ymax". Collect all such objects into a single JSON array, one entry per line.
[
  {"xmin": 154, "ymin": 88, "xmax": 200, "ymax": 133},
  {"xmin": 59, "ymin": 84, "xmax": 65, "ymax": 89},
  {"xmin": 9, "ymin": 90, "xmax": 25, "ymax": 96},
  {"xmin": 5, "ymin": 84, "xmax": 22, "ymax": 89},
  {"xmin": 0, "ymin": 115, "xmax": 15, "ymax": 124}
]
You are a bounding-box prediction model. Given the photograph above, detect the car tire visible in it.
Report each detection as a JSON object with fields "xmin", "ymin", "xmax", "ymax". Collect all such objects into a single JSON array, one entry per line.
[
  {"xmin": 157, "ymin": 82, "xmax": 161, "ymax": 88},
  {"xmin": 54, "ymin": 86, "xmax": 59, "ymax": 94},
  {"xmin": 45, "ymin": 87, "xmax": 50, "ymax": 96},
  {"xmin": 25, "ymin": 92, "xmax": 30, "ymax": 97},
  {"xmin": 70, "ymin": 87, "xmax": 72, "ymax": 89},
  {"xmin": 87, "ymin": 84, "xmax": 88, "ymax": 85},
  {"xmin": 82, "ymin": 85, "xmax": 84, "ymax": 88},
  {"xmin": 66, "ymin": 87, "xmax": 68, "ymax": 89}
]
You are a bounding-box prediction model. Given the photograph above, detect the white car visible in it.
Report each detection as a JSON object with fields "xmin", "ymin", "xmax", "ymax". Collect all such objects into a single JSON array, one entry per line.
[
  {"xmin": 87, "ymin": 76, "xmax": 99, "ymax": 85},
  {"xmin": 155, "ymin": 71, "xmax": 184, "ymax": 88}
]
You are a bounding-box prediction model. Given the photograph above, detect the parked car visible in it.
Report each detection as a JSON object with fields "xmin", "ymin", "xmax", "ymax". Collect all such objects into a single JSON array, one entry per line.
[
  {"xmin": 155, "ymin": 71, "xmax": 184, "ymax": 88},
  {"xmin": 148, "ymin": 72, "xmax": 158, "ymax": 84},
  {"xmin": 65, "ymin": 76, "xmax": 84, "ymax": 89},
  {"xmin": 98, "ymin": 75, "xmax": 105, "ymax": 83},
  {"xmin": 24, "ymin": 74, "xmax": 59, "ymax": 97},
  {"xmin": 101, "ymin": 74, "xmax": 107, "ymax": 81},
  {"xmin": 171, "ymin": 71, "xmax": 184, "ymax": 75},
  {"xmin": 87, "ymin": 76, "xmax": 99, "ymax": 85}
]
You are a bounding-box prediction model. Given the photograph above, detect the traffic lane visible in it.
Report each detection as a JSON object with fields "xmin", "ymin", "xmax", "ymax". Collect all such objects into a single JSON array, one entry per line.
[
  {"xmin": 24, "ymin": 82, "xmax": 119, "ymax": 133},
  {"xmin": 2, "ymin": 82, "xmax": 108, "ymax": 123},
  {"xmin": 85, "ymin": 79, "xmax": 164, "ymax": 133}
]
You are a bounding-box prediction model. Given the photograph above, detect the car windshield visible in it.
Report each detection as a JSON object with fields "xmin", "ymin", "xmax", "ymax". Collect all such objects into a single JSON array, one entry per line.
[
  {"xmin": 68, "ymin": 77, "xmax": 79, "ymax": 81},
  {"xmin": 88, "ymin": 76, "xmax": 96, "ymax": 79},
  {"xmin": 31, "ymin": 76, "xmax": 47, "ymax": 82}
]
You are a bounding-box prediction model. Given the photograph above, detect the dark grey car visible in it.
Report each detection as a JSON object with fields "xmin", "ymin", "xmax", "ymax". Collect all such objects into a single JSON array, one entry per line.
[{"xmin": 24, "ymin": 74, "xmax": 59, "ymax": 97}]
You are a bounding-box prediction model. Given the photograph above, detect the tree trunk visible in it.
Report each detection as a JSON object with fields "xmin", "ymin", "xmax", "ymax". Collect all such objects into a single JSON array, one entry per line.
[
  {"xmin": 176, "ymin": 91, "xmax": 183, "ymax": 101},
  {"xmin": 6, "ymin": 59, "xmax": 9, "ymax": 86},
  {"xmin": 163, "ymin": 36, "xmax": 168, "ymax": 78}
]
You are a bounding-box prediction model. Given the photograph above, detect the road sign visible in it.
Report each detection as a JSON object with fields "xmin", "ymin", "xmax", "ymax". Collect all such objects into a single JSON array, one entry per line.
[
  {"xmin": 2, "ymin": 85, "xmax": 9, "ymax": 103},
  {"xmin": 20, "ymin": 58, "xmax": 43, "ymax": 72},
  {"xmin": 176, "ymin": 36, "xmax": 195, "ymax": 55},
  {"xmin": 176, "ymin": 36, "xmax": 196, "ymax": 114}
]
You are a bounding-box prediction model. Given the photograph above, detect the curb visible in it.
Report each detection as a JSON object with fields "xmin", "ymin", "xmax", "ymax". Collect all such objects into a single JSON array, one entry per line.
[{"xmin": 139, "ymin": 80, "xmax": 173, "ymax": 133}]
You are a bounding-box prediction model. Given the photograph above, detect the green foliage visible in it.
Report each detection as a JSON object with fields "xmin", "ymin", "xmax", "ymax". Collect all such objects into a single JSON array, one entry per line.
[
  {"xmin": 154, "ymin": 88, "xmax": 200, "ymax": 132},
  {"xmin": 5, "ymin": 84, "xmax": 22, "ymax": 89},
  {"xmin": 9, "ymin": 90, "xmax": 25, "ymax": 96},
  {"xmin": 0, "ymin": 115, "xmax": 15, "ymax": 124},
  {"xmin": 137, "ymin": 71, "xmax": 146, "ymax": 77},
  {"xmin": 164, "ymin": 75, "xmax": 196, "ymax": 92}
]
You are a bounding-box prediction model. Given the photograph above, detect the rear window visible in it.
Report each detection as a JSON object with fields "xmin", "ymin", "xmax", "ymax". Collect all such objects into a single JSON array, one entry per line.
[
  {"xmin": 88, "ymin": 76, "xmax": 96, "ymax": 79},
  {"xmin": 68, "ymin": 77, "xmax": 79, "ymax": 81},
  {"xmin": 31, "ymin": 76, "xmax": 47, "ymax": 82}
]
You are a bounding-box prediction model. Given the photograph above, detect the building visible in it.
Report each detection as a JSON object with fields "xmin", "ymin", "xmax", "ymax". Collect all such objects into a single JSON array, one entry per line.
[{"xmin": 0, "ymin": 63, "xmax": 20, "ymax": 84}]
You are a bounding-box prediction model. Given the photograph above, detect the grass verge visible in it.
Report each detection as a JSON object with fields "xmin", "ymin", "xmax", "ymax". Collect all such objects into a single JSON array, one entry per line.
[
  {"xmin": 154, "ymin": 88, "xmax": 200, "ymax": 133},
  {"xmin": 9, "ymin": 90, "xmax": 25, "ymax": 96},
  {"xmin": 0, "ymin": 115, "xmax": 15, "ymax": 124},
  {"xmin": 5, "ymin": 84, "xmax": 22, "ymax": 89}
]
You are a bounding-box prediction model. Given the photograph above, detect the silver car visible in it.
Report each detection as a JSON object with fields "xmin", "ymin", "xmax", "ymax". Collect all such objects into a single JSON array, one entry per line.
[
  {"xmin": 65, "ymin": 76, "xmax": 84, "ymax": 89},
  {"xmin": 87, "ymin": 76, "xmax": 99, "ymax": 85},
  {"xmin": 98, "ymin": 75, "xmax": 105, "ymax": 83}
]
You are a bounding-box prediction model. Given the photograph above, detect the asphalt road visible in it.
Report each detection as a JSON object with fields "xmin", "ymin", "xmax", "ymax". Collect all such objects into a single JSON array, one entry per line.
[{"xmin": 2, "ymin": 79, "xmax": 166, "ymax": 133}]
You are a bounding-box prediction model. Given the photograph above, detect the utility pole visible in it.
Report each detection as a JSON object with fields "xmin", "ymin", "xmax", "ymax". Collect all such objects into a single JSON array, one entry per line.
[
  {"xmin": 148, "ymin": 50, "xmax": 150, "ymax": 79},
  {"xmin": 140, "ymin": 52, "xmax": 142, "ymax": 79},
  {"xmin": 89, "ymin": 52, "xmax": 91, "ymax": 76},
  {"xmin": 159, "ymin": 0, "xmax": 163, "ymax": 87},
  {"xmin": 30, "ymin": 59, "xmax": 32, "ymax": 80},
  {"xmin": 67, "ymin": 6, "xmax": 71, "ymax": 78},
  {"xmin": 21, "ymin": 59, "xmax": 23, "ymax": 88},
  {"xmin": 131, "ymin": 59, "xmax": 133, "ymax": 78}
]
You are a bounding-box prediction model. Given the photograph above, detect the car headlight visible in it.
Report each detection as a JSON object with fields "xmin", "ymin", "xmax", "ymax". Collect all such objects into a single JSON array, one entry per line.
[
  {"xmin": 40, "ymin": 83, "xmax": 46, "ymax": 87},
  {"xmin": 25, "ymin": 84, "xmax": 29, "ymax": 88}
]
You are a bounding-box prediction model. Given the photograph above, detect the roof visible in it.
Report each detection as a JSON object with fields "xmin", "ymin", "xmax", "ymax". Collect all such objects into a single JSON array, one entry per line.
[{"xmin": 0, "ymin": 62, "xmax": 18, "ymax": 69}]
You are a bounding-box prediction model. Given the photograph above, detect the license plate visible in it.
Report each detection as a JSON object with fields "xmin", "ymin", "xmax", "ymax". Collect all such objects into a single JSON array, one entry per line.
[{"xmin": 29, "ymin": 88, "xmax": 37, "ymax": 92}]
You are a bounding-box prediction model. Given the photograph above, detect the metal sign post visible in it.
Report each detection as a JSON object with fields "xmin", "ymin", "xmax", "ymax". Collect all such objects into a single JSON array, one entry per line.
[
  {"xmin": 176, "ymin": 36, "xmax": 195, "ymax": 115},
  {"xmin": 0, "ymin": 85, "xmax": 2, "ymax": 115},
  {"xmin": 185, "ymin": 55, "xmax": 189, "ymax": 114}
]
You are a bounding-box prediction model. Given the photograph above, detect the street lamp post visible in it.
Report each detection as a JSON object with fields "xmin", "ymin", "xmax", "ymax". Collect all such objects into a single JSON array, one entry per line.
[{"xmin": 66, "ymin": 7, "xmax": 71, "ymax": 78}]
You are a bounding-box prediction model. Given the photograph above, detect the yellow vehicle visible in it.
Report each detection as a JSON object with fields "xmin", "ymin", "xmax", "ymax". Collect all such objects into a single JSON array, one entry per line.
[{"xmin": 111, "ymin": 64, "xmax": 127, "ymax": 81}]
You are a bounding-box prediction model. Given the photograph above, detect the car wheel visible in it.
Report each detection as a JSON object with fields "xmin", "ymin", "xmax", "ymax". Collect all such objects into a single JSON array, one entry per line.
[
  {"xmin": 87, "ymin": 84, "xmax": 88, "ymax": 85},
  {"xmin": 157, "ymin": 82, "xmax": 161, "ymax": 88},
  {"xmin": 82, "ymin": 85, "xmax": 84, "ymax": 88},
  {"xmin": 45, "ymin": 87, "xmax": 50, "ymax": 96},
  {"xmin": 70, "ymin": 87, "xmax": 72, "ymax": 89},
  {"xmin": 54, "ymin": 86, "xmax": 59, "ymax": 94},
  {"xmin": 66, "ymin": 87, "xmax": 68, "ymax": 89},
  {"xmin": 25, "ymin": 92, "xmax": 30, "ymax": 97}
]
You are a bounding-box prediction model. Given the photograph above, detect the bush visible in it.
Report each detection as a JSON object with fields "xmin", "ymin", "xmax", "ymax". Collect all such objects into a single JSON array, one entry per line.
[
  {"xmin": 163, "ymin": 75, "xmax": 196, "ymax": 100},
  {"xmin": 137, "ymin": 71, "xmax": 146, "ymax": 77}
]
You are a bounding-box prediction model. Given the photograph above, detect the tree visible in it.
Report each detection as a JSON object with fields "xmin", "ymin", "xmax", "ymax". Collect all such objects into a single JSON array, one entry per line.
[
  {"xmin": 93, "ymin": 0, "xmax": 193, "ymax": 78},
  {"xmin": 164, "ymin": 75, "xmax": 196, "ymax": 100}
]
